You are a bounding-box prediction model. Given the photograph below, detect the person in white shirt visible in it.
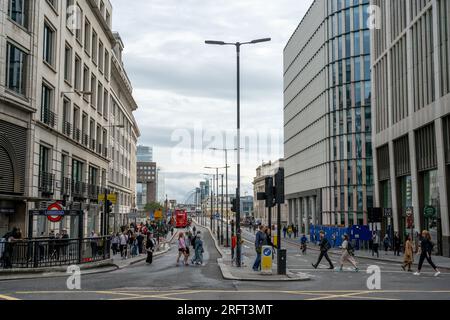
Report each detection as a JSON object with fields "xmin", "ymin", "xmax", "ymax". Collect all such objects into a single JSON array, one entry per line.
[
  {"xmin": 338, "ymin": 234, "xmax": 359, "ymax": 272},
  {"xmin": 119, "ymin": 233, "xmax": 128, "ymax": 259}
]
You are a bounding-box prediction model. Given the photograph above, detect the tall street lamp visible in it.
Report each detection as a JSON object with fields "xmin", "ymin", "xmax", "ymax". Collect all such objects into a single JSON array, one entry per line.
[
  {"xmin": 205, "ymin": 166, "xmax": 229, "ymax": 242},
  {"xmin": 205, "ymin": 38, "xmax": 271, "ymax": 267}
]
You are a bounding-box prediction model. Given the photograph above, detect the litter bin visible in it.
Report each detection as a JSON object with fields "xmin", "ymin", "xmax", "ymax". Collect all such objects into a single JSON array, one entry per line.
[{"xmin": 277, "ymin": 249, "xmax": 287, "ymax": 275}]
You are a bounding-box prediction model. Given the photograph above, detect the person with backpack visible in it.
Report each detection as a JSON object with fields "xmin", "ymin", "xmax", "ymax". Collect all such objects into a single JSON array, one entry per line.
[
  {"xmin": 300, "ymin": 234, "xmax": 308, "ymax": 255},
  {"xmin": 192, "ymin": 231, "xmax": 204, "ymax": 265},
  {"xmin": 312, "ymin": 231, "xmax": 334, "ymax": 270},
  {"xmin": 383, "ymin": 234, "xmax": 390, "ymax": 254},
  {"xmin": 252, "ymin": 225, "xmax": 267, "ymax": 271},
  {"xmin": 414, "ymin": 230, "xmax": 440, "ymax": 277},
  {"xmin": 337, "ymin": 234, "xmax": 358, "ymax": 272},
  {"xmin": 146, "ymin": 233, "xmax": 156, "ymax": 264}
]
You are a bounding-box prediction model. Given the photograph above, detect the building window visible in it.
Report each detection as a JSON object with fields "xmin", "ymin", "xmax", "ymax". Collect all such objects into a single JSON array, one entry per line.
[
  {"xmin": 84, "ymin": 19, "xmax": 91, "ymax": 54},
  {"xmin": 64, "ymin": 43, "xmax": 72, "ymax": 83},
  {"xmin": 41, "ymin": 83, "xmax": 55, "ymax": 127},
  {"xmin": 75, "ymin": 5, "xmax": 83, "ymax": 43},
  {"xmin": 8, "ymin": 0, "xmax": 28, "ymax": 28},
  {"xmin": 83, "ymin": 65, "xmax": 90, "ymax": 98},
  {"xmin": 91, "ymin": 74, "xmax": 97, "ymax": 108},
  {"xmin": 43, "ymin": 22, "xmax": 55, "ymax": 66},
  {"xmin": 92, "ymin": 30, "xmax": 98, "ymax": 64},
  {"xmin": 6, "ymin": 43, "xmax": 27, "ymax": 96},
  {"xmin": 74, "ymin": 55, "xmax": 81, "ymax": 91},
  {"xmin": 99, "ymin": 41, "xmax": 104, "ymax": 72}
]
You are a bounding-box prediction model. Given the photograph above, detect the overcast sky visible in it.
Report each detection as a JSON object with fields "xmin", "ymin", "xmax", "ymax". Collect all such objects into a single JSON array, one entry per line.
[{"xmin": 110, "ymin": 0, "xmax": 314, "ymax": 202}]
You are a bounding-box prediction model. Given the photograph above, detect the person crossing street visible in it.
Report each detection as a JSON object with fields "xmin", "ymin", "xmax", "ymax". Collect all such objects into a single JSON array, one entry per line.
[
  {"xmin": 312, "ymin": 231, "xmax": 334, "ymax": 270},
  {"xmin": 337, "ymin": 234, "xmax": 358, "ymax": 272}
]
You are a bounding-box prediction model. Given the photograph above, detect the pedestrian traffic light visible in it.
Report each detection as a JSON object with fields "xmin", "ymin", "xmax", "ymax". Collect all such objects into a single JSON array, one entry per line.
[
  {"xmin": 275, "ymin": 168, "xmax": 285, "ymax": 204},
  {"xmin": 231, "ymin": 198, "xmax": 237, "ymax": 213},
  {"xmin": 106, "ymin": 200, "xmax": 113, "ymax": 215}
]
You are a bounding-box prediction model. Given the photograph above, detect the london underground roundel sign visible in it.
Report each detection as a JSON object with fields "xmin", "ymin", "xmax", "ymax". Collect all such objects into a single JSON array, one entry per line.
[{"xmin": 47, "ymin": 202, "xmax": 64, "ymax": 223}]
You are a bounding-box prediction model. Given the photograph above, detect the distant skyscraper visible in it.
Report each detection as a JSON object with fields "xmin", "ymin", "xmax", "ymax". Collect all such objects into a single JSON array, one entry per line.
[{"xmin": 137, "ymin": 145, "xmax": 153, "ymax": 162}]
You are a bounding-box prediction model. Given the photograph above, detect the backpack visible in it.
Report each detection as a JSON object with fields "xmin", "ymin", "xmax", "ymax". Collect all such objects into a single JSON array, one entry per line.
[{"xmin": 347, "ymin": 241, "xmax": 355, "ymax": 256}]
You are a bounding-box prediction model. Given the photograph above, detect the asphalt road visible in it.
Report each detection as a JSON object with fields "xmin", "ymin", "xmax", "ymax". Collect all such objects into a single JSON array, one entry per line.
[{"xmin": 0, "ymin": 224, "xmax": 449, "ymax": 300}]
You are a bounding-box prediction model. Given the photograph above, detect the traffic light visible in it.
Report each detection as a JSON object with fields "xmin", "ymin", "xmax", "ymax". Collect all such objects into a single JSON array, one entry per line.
[
  {"xmin": 231, "ymin": 198, "xmax": 237, "ymax": 213},
  {"xmin": 265, "ymin": 177, "xmax": 275, "ymax": 208},
  {"xmin": 106, "ymin": 200, "xmax": 113, "ymax": 215},
  {"xmin": 275, "ymin": 168, "xmax": 285, "ymax": 204}
]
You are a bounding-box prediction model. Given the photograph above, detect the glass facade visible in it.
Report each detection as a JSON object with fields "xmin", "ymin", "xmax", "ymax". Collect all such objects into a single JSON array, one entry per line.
[{"xmin": 327, "ymin": 0, "xmax": 372, "ymax": 226}]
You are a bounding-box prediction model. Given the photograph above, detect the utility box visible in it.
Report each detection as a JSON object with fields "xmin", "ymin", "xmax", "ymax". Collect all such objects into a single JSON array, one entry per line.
[{"xmin": 277, "ymin": 249, "xmax": 287, "ymax": 275}]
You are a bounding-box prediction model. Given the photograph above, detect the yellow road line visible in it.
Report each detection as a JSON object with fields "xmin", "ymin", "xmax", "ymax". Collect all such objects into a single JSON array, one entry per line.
[
  {"xmin": 0, "ymin": 294, "xmax": 20, "ymax": 301},
  {"xmin": 307, "ymin": 291, "xmax": 373, "ymax": 301}
]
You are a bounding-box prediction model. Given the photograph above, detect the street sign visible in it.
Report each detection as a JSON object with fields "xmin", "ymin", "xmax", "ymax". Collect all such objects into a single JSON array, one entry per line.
[
  {"xmin": 98, "ymin": 193, "xmax": 117, "ymax": 204},
  {"xmin": 47, "ymin": 202, "xmax": 64, "ymax": 223},
  {"xmin": 154, "ymin": 210, "xmax": 163, "ymax": 220},
  {"xmin": 261, "ymin": 246, "xmax": 273, "ymax": 275},
  {"xmin": 424, "ymin": 206, "xmax": 436, "ymax": 218}
]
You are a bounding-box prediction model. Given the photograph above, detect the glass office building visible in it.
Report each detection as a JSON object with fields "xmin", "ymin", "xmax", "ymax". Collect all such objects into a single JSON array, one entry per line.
[{"xmin": 284, "ymin": 0, "xmax": 372, "ymax": 233}]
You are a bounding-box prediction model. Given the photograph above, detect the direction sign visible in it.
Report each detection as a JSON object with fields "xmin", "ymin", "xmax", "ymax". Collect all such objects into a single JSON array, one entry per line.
[
  {"xmin": 47, "ymin": 202, "xmax": 64, "ymax": 223},
  {"xmin": 424, "ymin": 206, "xmax": 436, "ymax": 218},
  {"xmin": 154, "ymin": 210, "xmax": 163, "ymax": 220},
  {"xmin": 98, "ymin": 193, "xmax": 117, "ymax": 204}
]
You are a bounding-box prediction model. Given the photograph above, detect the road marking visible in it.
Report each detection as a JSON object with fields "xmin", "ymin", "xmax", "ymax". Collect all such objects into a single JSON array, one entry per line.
[
  {"xmin": 0, "ymin": 294, "xmax": 20, "ymax": 301},
  {"xmin": 307, "ymin": 291, "xmax": 374, "ymax": 300}
]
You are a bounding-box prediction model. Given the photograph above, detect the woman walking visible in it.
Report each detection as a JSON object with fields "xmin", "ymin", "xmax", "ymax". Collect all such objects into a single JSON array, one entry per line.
[
  {"xmin": 414, "ymin": 231, "xmax": 441, "ymax": 277},
  {"xmin": 176, "ymin": 232, "xmax": 187, "ymax": 266},
  {"xmin": 146, "ymin": 233, "xmax": 156, "ymax": 265},
  {"xmin": 337, "ymin": 234, "xmax": 358, "ymax": 272},
  {"xmin": 401, "ymin": 234, "xmax": 413, "ymax": 272}
]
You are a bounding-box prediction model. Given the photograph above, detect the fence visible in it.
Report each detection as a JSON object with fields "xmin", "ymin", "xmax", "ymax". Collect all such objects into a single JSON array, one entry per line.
[{"xmin": 0, "ymin": 236, "xmax": 111, "ymax": 269}]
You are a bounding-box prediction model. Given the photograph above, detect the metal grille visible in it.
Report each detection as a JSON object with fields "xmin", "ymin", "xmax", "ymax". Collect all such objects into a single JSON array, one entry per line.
[
  {"xmin": 0, "ymin": 147, "xmax": 14, "ymax": 193},
  {"xmin": 73, "ymin": 128, "xmax": 81, "ymax": 142},
  {"xmin": 377, "ymin": 144, "xmax": 390, "ymax": 181},
  {"xmin": 63, "ymin": 121, "xmax": 72, "ymax": 136},
  {"xmin": 41, "ymin": 109, "xmax": 57, "ymax": 128},
  {"xmin": 415, "ymin": 123, "xmax": 438, "ymax": 172},
  {"xmin": 38, "ymin": 172, "xmax": 55, "ymax": 195},
  {"xmin": 394, "ymin": 135, "xmax": 411, "ymax": 177}
]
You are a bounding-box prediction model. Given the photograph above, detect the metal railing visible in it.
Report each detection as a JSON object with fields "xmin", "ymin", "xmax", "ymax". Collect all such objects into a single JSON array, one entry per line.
[
  {"xmin": 38, "ymin": 172, "xmax": 55, "ymax": 195},
  {"xmin": 90, "ymin": 139, "xmax": 96, "ymax": 151},
  {"xmin": 63, "ymin": 121, "xmax": 72, "ymax": 136},
  {"xmin": 0, "ymin": 236, "xmax": 111, "ymax": 269},
  {"xmin": 72, "ymin": 181, "xmax": 87, "ymax": 198},
  {"xmin": 73, "ymin": 128, "xmax": 81, "ymax": 142},
  {"xmin": 41, "ymin": 109, "xmax": 57, "ymax": 128},
  {"xmin": 82, "ymin": 134, "xmax": 89, "ymax": 147},
  {"xmin": 88, "ymin": 184, "xmax": 100, "ymax": 200}
]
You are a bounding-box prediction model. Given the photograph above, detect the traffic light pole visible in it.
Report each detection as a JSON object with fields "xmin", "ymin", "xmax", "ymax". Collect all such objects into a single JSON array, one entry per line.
[{"xmin": 221, "ymin": 174, "xmax": 224, "ymax": 245}]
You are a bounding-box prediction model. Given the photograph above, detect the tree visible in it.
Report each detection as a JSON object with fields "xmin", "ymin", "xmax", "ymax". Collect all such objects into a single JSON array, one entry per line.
[{"xmin": 145, "ymin": 202, "xmax": 163, "ymax": 212}]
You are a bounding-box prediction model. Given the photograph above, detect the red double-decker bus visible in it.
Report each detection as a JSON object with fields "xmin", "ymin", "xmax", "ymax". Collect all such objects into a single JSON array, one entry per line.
[{"xmin": 175, "ymin": 209, "xmax": 188, "ymax": 228}]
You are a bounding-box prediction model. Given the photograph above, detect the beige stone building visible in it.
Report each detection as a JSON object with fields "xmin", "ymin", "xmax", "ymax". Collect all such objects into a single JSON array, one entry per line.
[{"xmin": 0, "ymin": 0, "xmax": 139, "ymax": 238}]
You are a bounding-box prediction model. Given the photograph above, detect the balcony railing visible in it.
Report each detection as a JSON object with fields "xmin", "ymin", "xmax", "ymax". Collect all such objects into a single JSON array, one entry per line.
[
  {"xmin": 72, "ymin": 181, "xmax": 87, "ymax": 198},
  {"xmin": 0, "ymin": 236, "xmax": 111, "ymax": 269},
  {"xmin": 88, "ymin": 184, "xmax": 100, "ymax": 200},
  {"xmin": 61, "ymin": 177, "xmax": 71, "ymax": 196},
  {"xmin": 90, "ymin": 139, "xmax": 96, "ymax": 151},
  {"xmin": 63, "ymin": 121, "xmax": 72, "ymax": 136},
  {"xmin": 41, "ymin": 109, "xmax": 57, "ymax": 128},
  {"xmin": 73, "ymin": 128, "xmax": 81, "ymax": 142},
  {"xmin": 82, "ymin": 134, "xmax": 89, "ymax": 147},
  {"xmin": 103, "ymin": 147, "xmax": 108, "ymax": 158},
  {"xmin": 38, "ymin": 172, "xmax": 55, "ymax": 195},
  {"xmin": 97, "ymin": 143, "xmax": 103, "ymax": 154}
]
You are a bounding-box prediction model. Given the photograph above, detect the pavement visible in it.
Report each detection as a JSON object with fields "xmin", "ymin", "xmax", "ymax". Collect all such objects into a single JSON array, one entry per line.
[
  {"xmin": 0, "ymin": 232, "xmax": 176, "ymax": 281},
  {"xmin": 0, "ymin": 222, "xmax": 449, "ymax": 300},
  {"xmin": 280, "ymin": 236, "xmax": 450, "ymax": 270},
  {"xmin": 199, "ymin": 221, "xmax": 310, "ymax": 281}
]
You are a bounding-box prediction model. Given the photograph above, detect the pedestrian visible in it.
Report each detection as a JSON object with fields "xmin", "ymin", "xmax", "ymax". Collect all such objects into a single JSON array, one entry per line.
[
  {"xmin": 176, "ymin": 232, "xmax": 187, "ymax": 266},
  {"xmin": 337, "ymin": 234, "xmax": 358, "ymax": 272},
  {"xmin": 119, "ymin": 232, "xmax": 128, "ymax": 259},
  {"xmin": 111, "ymin": 233, "xmax": 119, "ymax": 256},
  {"xmin": 287, "ymin": 225, "xmax": 293, "ymax": 239},
  {"xmin": 183, "ymin": 233, "xmax": 191, "ymax": 266},
  {"xmin": 137, "ymin": 232, "xmax": 145, "ymax": 254},
  {"xmin": 145, "ymin": 233, "xmax": 156, "ymax": 264},
  {"xmin": 414, "ymin": 231, "xmax": 440, "ymax": 277},
  {"xmin": 312, "ymin": 231, "xmax": 334, "ymax": 270},
  {"xmin": 331, "ymin": 233, "xmax": 336, "ymax": 248},
  {"xmin": 372, "ymin": 231, "xmax": 380, "ymax": 258},
  {"xmin": 192, "ymin": 231, "xmax": 204, "ymax": 265},
  {"xmin": 89, "ymin": 231, "xmax": 98, "ymax": 257},
  {"xmin": 401, "ymin": 234, "xmax": 414, "ymax": 272},
  {"xmin": 300, "ymin": 234, "xmax": 308, "ymax": 255},
  {"xmin": 393, "ymin": 232, "xmax": 402, "ymax": 256},
  {"xmin": 383, "ymin": 234, "xmax": 390, "ymax": 254},
  {"xmin": 283, "ymin": 226, "xmax": 287, "ymax": 239},
  {"xmin": 252, "ymin": 225, "xmax": 267, "ymax": 271}
]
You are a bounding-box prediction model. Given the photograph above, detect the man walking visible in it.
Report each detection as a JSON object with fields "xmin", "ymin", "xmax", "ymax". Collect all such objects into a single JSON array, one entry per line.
[
  {"xmin": 312, "ymin": 231, "xmax": 334, "ymax": 270},
  {"xmin": 252, "ymin": 225, "xmax": 267, "ymax": 271}
]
